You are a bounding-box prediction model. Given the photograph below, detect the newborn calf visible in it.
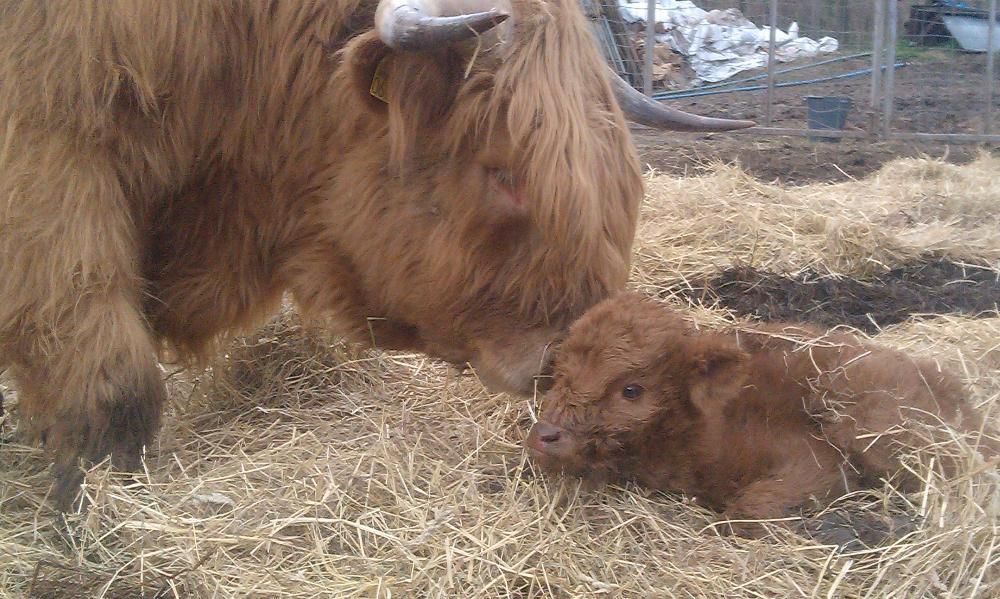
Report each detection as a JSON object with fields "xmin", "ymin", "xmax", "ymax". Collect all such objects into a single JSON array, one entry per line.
[{"xmin": 527, "ymin": 292, "xmax": 990, "ymax": 533}]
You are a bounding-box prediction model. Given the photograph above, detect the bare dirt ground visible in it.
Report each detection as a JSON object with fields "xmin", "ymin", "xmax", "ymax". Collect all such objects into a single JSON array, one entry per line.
[
  {"xmin": 632, "ymin": 51, "xmax": 998, "ymax": 185},
  {"xmin": 633, "ymin": 130, "xmax": 989, "ymax": 185},
  {"xmin": 672, "ymin": 259, "xmax": 1000, "ymax": 334}
]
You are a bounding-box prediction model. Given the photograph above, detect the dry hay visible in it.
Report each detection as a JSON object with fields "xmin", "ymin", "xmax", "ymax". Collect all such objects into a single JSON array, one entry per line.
[
  {"xmin": 634, "ymin": 151, "xmax": 1000, "ymax": 291},
  {"xmin": 2, "ymin": 154, "xmax": 998, "ymax": 598}
]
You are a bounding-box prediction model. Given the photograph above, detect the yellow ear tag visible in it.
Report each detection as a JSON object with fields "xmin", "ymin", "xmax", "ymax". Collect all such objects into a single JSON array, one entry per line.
[{"xmin": 370, "ymin": 55, "xmax": 391, "ymax": 103}]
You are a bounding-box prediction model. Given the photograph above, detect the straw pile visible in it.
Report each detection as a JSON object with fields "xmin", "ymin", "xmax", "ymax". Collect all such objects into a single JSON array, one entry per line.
[{"xmin": 2, "ymin": 154, "xmax": 998, "ymax": 598}]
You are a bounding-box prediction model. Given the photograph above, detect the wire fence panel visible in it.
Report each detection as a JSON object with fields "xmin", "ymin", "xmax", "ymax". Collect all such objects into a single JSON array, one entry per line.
[
  {"xmin": 885, "ymin": 0, "xmax": 999, "ymax": 140},
  {"xmin": 594, "ymin": 0, "xmax": 1000, "ymax": 143},
  {"xmin": 697, "ymin": 0, "xmax": 878, "ymax": 48}
]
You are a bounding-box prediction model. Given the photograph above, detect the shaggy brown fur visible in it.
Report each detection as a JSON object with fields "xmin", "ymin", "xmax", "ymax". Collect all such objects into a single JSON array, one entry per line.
[
  {"xmin": 528, "ymin": 293, "xmax": 993, "ymax": 536},
  {"xmin": 0, "ymin": 0, "xmax": 642, "ymax": 509}
]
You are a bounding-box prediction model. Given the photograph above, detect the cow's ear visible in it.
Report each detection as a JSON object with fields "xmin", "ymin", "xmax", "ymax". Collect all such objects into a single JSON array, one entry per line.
[
  {"xmin": 343, "ymin": 33, "xmax": 393, "ymax": 115},
  {"xmin": 343, "ymin": 32, "xmax": 459, "ymax": 119},
  {"xmin": 683, "ymin": 335, "xmax": 748, "ymax": 415},
  {"xmin": 343, "ymin": 32, "xmax": 461, "ymax": 167}
]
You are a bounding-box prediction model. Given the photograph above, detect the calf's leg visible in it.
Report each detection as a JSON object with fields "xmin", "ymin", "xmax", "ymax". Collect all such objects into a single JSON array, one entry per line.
[{"xmin": 720, "ymin": 450, "xmax": 848, "ymax": 538}]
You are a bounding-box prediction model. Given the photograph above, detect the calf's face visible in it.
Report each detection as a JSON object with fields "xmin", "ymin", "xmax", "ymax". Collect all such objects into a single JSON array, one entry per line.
[{"xmin": 526, "ymin": 293, "xmax": 748, "ymax": 481}]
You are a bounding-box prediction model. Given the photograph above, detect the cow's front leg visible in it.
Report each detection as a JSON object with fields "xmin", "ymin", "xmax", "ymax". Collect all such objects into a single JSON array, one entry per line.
[{"xmin": 0, "ymin": 129, "xmax": 166, "ymax": 511}]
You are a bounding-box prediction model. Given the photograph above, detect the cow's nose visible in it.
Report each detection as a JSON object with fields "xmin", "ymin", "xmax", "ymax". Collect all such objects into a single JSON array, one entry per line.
[{"xmin": 534, "ymin": 422, "xmax": 564, "ymax": 444}]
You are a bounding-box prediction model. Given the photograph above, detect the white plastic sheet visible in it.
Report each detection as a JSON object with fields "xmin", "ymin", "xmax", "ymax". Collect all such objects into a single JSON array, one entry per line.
[{"xmin": 618, "ymin": 0, "xmax": 839, "ymax": 83}]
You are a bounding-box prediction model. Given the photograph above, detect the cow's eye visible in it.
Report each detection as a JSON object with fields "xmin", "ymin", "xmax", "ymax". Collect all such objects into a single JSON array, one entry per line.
[{"xmin": 621, "ymin": 384, "xmax": 644, "ymax": 400}]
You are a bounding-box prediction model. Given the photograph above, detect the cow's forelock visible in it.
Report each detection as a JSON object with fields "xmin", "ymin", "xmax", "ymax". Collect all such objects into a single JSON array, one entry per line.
[{"xmin": 441, "ymin": 0, "xmax": 642, "ymax": 318}]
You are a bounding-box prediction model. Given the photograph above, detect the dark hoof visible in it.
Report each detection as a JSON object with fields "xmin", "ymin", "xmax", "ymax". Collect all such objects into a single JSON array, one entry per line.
[
  {"xmin": 799, "ymin": 510, "xmax": 915, "ymax": 550},
  {"xmin": 52, "ymin": 460, "xmax": 88, "ymax": 513},
  {"xmin": 46, "ymin": 380, "xmax": 165, "ymax": 512}
]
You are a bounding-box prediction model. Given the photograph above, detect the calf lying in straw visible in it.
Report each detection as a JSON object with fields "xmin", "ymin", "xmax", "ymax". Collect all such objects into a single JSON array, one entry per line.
[{"xmin": 527, "ymin": 292, "xmax": 994, "ymax": 537}]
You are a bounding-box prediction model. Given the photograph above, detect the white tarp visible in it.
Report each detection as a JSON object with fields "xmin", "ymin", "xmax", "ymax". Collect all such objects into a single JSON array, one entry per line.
[
  {"xmin": 942, "ymin": 15, "xmax": 1000, "ymax": 53},
  {"xmin": 618, "ymin": 0, "xmax": 839, "ymax": 83}
]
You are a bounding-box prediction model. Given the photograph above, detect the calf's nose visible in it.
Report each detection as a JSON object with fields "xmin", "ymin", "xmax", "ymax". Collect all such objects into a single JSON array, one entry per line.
[{"xmin": 533, "ymin": 422, "xmax": 564, "ymax": 444}]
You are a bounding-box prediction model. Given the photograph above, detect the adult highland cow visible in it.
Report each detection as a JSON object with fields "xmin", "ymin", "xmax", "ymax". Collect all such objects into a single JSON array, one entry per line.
[{"xmin": 0, "ymin": 0, "xmax": 751, "ymax": 509}]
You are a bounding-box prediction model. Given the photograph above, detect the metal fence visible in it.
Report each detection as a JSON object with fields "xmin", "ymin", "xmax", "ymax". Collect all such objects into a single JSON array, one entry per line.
[{"xmin": 601, "ymin": 0, "xmax": 1000, "ymax": 143}]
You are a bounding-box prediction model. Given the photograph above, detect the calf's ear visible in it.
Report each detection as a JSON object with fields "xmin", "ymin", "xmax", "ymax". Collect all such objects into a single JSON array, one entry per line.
[{"xmin": 684, "ymin": 336, "xmax": 748, "ymax": 414}]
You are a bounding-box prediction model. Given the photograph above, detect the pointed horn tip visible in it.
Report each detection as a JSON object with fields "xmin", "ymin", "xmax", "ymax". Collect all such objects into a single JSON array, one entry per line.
[
  {"xmin": 668, "ymin": 118, "xmax": 758, "ymax": 132},
  {"xmin": 378, "ymin": 8, "xmax": 510, "ymax": 51},
  {"xmin": 607, "ymin": 68, "xmax": 755, "ymax": 132},
  {"xmin": 470, "ymin": 9, "xmax": 510, "ymax": 31},
  {"xmin": 720, "ymin": 119, "xmax": 757, "ymax": 131}
]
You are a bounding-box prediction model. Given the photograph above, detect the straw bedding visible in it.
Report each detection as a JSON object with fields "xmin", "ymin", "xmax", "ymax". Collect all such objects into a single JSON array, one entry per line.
[{"xmin": 2, "ymin": 154, "xmax": 998, "ymax": 598}]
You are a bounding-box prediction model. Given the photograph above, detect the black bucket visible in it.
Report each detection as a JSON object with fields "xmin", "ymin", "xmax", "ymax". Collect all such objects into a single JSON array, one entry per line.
[{"xmin": 804, "ymin": 96, "xmax": 852, "ymax": 142}]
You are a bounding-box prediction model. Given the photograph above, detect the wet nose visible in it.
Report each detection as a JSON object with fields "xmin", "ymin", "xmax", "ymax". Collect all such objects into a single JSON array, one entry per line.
[{"xmin": 533, "ymin": 422, "xmax": 564, "ymax": 444}]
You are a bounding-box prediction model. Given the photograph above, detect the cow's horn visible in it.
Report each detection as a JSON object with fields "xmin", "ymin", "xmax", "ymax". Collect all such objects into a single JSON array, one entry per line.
[
  {"xmin": 608, "ymin": 70, "xmax": 756, "ymax": 132},
  {"xmin": 376, "ymin": 0, "xmax": 509, "ymax": 51}
]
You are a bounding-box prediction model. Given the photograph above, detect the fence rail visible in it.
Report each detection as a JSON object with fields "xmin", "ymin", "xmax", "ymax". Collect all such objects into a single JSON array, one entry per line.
[{"xmin": 610, "ymin": 0, "xmax": 1000, "ymax": 143}]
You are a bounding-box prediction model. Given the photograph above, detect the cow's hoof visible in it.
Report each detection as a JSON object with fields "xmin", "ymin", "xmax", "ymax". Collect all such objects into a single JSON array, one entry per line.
[{"xmin": 45, "ymin": 384, "xmax": 165, "ymax": 512}]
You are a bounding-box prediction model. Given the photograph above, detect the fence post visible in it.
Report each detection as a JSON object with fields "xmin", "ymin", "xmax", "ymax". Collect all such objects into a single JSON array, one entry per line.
[
  {"xmin": 882, "ymin": 0, "xmax": 898, "ymax": 140},
  {"xmin": 870, "ymin": 0, "xmax": 886, "ymax": 137},
  {"xmin": 986, "ymin": 0, "xmax": 997, "ymax": 134},
  {"xmin": 644, "ymin": 0, "xmax": 655, "ymax": 96},
  {"xmin": 765, "ymin": 0, "xmax": 778, "ymax": 127}
]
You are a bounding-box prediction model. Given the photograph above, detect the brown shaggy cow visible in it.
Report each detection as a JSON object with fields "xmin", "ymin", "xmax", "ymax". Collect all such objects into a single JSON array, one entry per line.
[
  {"xmin": 0, "ymin": 0, "xmax": 752, "ymax": 509},
  {"xmin": 528, "ymin": 293, "xmax": 993, "ymax": 535}
]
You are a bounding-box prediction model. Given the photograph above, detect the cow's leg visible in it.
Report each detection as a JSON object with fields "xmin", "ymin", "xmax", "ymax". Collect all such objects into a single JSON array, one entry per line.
[
  {"xmin": 16, "ymin": 349, "xmax": 164, "ymax": 511},
  {"xmin": 0, "ymin": 131, "xmax": 164, "ymax": 510}
]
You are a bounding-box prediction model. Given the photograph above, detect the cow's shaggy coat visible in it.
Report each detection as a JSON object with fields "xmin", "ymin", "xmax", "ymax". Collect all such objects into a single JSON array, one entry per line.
[
  {"xmin": 528, "ymin": 293, "xmax": 992, "ymax": 535},
  {"xmin": 0, "ymin": 0, "xmax": 643, "ymax": 508}
]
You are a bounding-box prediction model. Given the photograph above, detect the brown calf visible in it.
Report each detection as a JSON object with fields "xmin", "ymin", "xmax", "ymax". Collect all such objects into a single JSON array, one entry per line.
[{"xmin": 528, "ymin": 293, "xmax": 992, "ymax": 535}]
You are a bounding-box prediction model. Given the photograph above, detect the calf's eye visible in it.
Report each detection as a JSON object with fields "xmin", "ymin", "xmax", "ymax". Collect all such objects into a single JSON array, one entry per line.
[{"xmin": 621, "ymin": 384, "xmax": 644, "ymax": 400}]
